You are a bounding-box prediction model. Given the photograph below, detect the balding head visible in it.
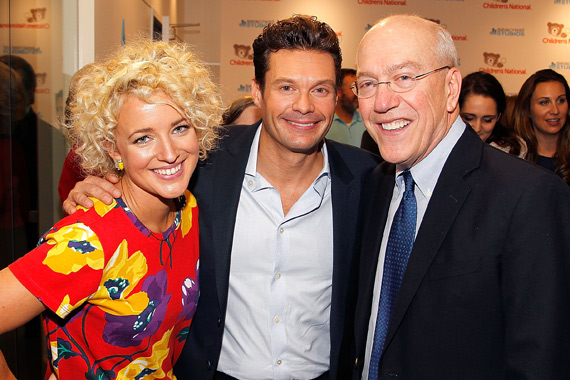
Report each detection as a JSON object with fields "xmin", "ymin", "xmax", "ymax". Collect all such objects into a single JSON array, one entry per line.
[{"xmin": 355, "ymin": 14, "xmax": 462, "ymax": 169}]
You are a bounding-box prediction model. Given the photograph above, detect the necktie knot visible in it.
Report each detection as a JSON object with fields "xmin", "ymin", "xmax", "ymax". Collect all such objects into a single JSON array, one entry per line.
[{"xmin": 402, "ymin": 169, "xmax": 415, "ymax": 194}]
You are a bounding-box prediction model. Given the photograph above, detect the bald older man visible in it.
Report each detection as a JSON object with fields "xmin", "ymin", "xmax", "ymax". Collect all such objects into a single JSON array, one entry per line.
[{"xmin": 350, "ymin": 15, "xmax": 570, "ymax": 380}]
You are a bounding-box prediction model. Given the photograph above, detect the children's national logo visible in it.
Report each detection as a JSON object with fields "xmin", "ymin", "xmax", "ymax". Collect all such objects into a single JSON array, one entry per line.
[
  {"xmin": 484, "ymin": 52, "xmax": 505, "ymax": 68},
  {"xmin": 481, "ymin": 52, "xmax": 526, "ymax": 74},
  {"xmin": 230, "ymin": 44, "xmax": 254, "ymax": 66},
  {"xmin": 233, "ymin": 44, "xmax": 252, "ymax": 60},
  {"xmin": 36, "ymin": 73, "xmax": 47, "ymax": 86},
  {"xmin": 544, "ymin": 22, "xmax": 569, "ymax": 44},
  {"xmin": 483, "ymin": 0, "xmax": 531, "ymax": 9},
  {"xmin": 26, "ymin": 8, "xmax": 47, "ymax": 23}
]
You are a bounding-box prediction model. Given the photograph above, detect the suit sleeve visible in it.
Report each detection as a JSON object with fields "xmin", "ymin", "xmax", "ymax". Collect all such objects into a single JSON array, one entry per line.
[{"xmin": 502, "ymin": 173, "xmax": 570, "ymax": 379}]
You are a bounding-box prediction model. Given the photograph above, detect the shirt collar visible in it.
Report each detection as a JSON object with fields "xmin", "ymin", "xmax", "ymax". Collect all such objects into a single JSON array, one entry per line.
[
  {"xmin": 333, "ymin": 110, "xmax": 362, "ymax": 124},
  {"xmin": 245, "ymin": 123, "xmax": 331, "ymax": 193},
  {"xmin": 396, "ymin": 116, "xmax": 466, "ymax": 199}
]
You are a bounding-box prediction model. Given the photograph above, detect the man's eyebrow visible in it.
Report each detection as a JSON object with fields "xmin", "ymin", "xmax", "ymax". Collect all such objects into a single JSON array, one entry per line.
[{"xmin": 357, "ymin": 61, "xmax": 423, "ymax": 79}]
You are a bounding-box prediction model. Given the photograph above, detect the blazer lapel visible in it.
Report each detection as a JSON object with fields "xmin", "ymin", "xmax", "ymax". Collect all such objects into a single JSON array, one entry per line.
[
  {"xmin": 355, "ymin": 163, "xmax": 396, "ymax": 349},
  {"xmin": 327, "ymin": 142, "xmax": 358, "ymax": 354},
  {"xmin": 383, "ymin": 128, "xmax": 483, "ymax": 351},
  {"xmin": 210, "ymin": 124, "xmax": 259, "ymax": 311}
]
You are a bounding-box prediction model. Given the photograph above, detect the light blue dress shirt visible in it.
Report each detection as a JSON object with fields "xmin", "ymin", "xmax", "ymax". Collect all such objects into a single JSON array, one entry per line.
[
  {"xmin": 362, "ymin": 117, "xmax": 467, "ymax": 379},
  {"xmin": 217, "ymin": 125, "xmax": 334, "ymax": 380}
]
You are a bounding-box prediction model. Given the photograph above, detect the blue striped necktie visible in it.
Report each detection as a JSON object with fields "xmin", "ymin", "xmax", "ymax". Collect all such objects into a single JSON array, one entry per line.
[{"xmin": 368, "ymin": 169, "xmax": 417, "ymax": 380}]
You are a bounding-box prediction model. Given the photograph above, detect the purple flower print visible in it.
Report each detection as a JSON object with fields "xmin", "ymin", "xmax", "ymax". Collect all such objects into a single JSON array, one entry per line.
[{"xmin": 102, "ymin": 269, "xmax": 170, "ymax": 348}]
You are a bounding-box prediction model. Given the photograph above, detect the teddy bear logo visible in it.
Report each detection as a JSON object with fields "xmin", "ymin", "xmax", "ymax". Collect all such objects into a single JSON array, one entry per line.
[
  {"xmin": 35, "ymin": 73, "xmax": 47, "ymax": 86},
  {"xmin": 483, "ymin": 52, "xmax": 506, "ymax": 68},
  {"xmin": 547, "ymin": 22, "xmax": 569, "ymax": 38},
  {"xmin": 25, "ymin": 8, "xmax": 47, "ymax": 23},
  {"xmin": 233, "ymin": 44, "xmax": 253, "ymax": 60}
]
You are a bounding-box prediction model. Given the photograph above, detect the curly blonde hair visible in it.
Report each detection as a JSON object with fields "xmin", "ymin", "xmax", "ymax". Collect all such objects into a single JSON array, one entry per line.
[{"xmin": 65, "ymin": 39, "xmax": 223, "ymax": 176}]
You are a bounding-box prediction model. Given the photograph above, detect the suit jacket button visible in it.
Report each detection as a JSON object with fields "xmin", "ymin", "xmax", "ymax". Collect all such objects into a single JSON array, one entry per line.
[
  {"xmin": 355, "ymin": 358, "xmax": 358, "ymax": 367},
  {"xmin": 217, "ymin": 318, "xmax": 222, "ymax": 327},
  {"xmin": 207, "ymin": 360, "xmax": 212, "ymax": 370}
]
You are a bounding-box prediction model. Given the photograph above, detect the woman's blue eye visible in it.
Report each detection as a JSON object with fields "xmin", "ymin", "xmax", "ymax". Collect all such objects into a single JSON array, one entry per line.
[
  {"xmin": 174, "ymin": 124, "xmax": 190, "ymax": 133},
  {"xmin": 134, "ymin": 136, "xmax": 150, "ymax": 144}
]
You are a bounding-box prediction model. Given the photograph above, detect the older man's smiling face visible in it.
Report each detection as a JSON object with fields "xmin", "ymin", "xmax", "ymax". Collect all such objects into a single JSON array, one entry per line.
[{"xmin": 356, "ymin": 18, "xmax": 461, "ymax": 169}]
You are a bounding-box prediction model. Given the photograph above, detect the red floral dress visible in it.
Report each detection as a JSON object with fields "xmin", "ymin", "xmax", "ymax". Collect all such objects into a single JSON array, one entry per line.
[{"xmin": 9, "ymin": 190, "xmax": 199, "ymax": 380}]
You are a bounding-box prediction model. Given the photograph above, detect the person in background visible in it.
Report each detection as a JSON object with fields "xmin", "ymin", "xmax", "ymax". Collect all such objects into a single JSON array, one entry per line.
[
  {"xmin": 0, "ymin": 55, "xmax": 44, "ymax": 251},
  {"xmin": 0, "ymin": 63, "xmax": 28, "ymax": 267},
  {"xmin": 57, "ymin": 63, "xmax": 96, "ymax": 204},
  {"xmin": 500, "ymin": 94, "xmax": 517, "ymax": 130},
  {"xmin": 459, "ymin": 71, "xmax": 525, "ymax": 157},
  {"xmin": 221, "ymin": 95, "xmax": 262, "ymax": 126},
  {"xmin": 0, "ymin": 39, "xmax": 223, "ymax": 380},
  {"xmin": 351, "ymin": 14, "xmax": 570, "ymax": 379},
  {"xmin": 513, "ymin": 69, "xmax": 570, "ymax": 184},
  {"xmin": 63, "ymin": 15, "xmax": 380, "ymax": 380},
  {"xmin": 326, "ymin": 68, "xmax": 366, "ymax": 147}
]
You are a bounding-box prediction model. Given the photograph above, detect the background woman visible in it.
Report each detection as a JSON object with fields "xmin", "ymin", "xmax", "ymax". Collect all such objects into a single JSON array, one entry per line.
[
  {"xmin": 513, "ymin": 69, "xmax": 570, "ymax": 184},
  {"xmin": 221, "ymin": 95, "xmax": 262, "ymax": 126},
  {"xmin": 0, "ymin": 39, "xmax": 222, "ymax": 379},
  {"xmin": 459, "ymin": 71, "xmax": 524, "ymax": 157}
]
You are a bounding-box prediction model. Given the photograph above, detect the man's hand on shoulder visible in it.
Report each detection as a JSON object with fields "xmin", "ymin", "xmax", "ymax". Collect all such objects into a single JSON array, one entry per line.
[{"xmin": 63, "ymin": 174, "xmax": 121, "ymax": 215}]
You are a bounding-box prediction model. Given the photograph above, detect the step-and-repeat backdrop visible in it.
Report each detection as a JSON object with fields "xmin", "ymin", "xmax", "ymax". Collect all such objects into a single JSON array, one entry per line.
[{"xmin": 220, "ymin": 0, "xmax": 570, "ymax": 103}]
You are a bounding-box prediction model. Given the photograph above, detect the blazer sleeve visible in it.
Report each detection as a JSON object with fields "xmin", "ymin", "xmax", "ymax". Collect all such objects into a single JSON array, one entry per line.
[{"xmin": 501, "ymin": 172, "xmax": 570, "ymax": 378}]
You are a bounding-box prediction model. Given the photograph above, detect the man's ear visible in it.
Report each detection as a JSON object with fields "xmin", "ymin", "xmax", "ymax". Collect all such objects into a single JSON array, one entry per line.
[
  {"xmin": 446, "ymin": 67, "xmax": 462, "ymax": 113},
  {"xmin": 251, "ymin": 78, "xmax": 263, "ymax": 108}
]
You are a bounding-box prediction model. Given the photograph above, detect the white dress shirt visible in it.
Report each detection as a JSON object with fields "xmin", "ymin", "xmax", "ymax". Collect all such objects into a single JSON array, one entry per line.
[
  {"xmin": 218, "ymin": 124, "xmax": 334, "ymax": 380},
  {"xmin": 362, "ymin": 118, "xmax": 466, "ymax": 379}
]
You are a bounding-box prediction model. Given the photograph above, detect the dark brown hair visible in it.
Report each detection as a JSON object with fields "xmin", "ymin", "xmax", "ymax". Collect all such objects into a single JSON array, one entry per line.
[
  {"xmin": 460, "ymin": 71, "xmax": 522, "ymax": 156},
  {"xmin": 252, "ymin": 15, "xmax": 342, "ymax": 93},
  {"xmin": 513, "ymin": 69, "xmax": 570, "ymax": 183}
]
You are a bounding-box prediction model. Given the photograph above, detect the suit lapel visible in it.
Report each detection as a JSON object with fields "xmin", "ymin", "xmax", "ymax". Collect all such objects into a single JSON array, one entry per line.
[
  {"xmin": 383, "ymin": 128, "xmax": 483, "ymax": 351},
  {"xmin": 211, "ymin": 124, "xmax": 259, "ymax": 311},
  {"xmin": 327, "ymin": 142, "xmax": 357, "ymax": 353},
  {"xmin": 355, "ymin": 163, "xmax": 396, "ymax": 349}
]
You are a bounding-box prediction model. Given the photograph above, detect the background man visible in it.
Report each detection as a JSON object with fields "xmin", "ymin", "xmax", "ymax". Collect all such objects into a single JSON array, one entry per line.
[
  {"xmin": 325, "ymin": 68, "xmax": 366, "ymax": 147},
  {"xmin": 64, "ymin": 16, "xmax": 379, "ymax": 380},
  {"xmin": 351, "ymin": 15, "xmax": 570, "ymax": 379}
]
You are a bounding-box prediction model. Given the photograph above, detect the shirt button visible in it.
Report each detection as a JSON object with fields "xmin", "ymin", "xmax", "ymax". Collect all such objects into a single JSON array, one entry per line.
[
  {"xmin": 275, "ymin": 273, "xmax": 281, "ymax": 280},
  {"xmin": 274, "ymin": 316, "xmax": 280, "ymax": 324},
  {"xmin": 247, "ymin": 179, "xmax": 254, "ymax": 187},
  {"xmin": 279, "ymin": 227, "xmax": 284, "ymax": 234},
  {"xmin": 276, "ymin": 359, "xmax": 282, "ymax": 365}
]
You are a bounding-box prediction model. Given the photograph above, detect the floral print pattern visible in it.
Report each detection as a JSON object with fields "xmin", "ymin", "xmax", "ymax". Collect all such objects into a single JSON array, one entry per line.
[{"xmin": 9, "ymin": 190, "xmax": 200, "ymax": 380}]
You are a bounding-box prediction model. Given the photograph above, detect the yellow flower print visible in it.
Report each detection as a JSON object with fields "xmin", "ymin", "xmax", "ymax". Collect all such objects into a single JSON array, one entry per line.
[
  {"xmin": 42, "ymin": 223, "xmax": 104, "ymax": 274},
  {"xmin": 49, "ymin": 340, "xmax": 59, "ymax": 377},
  {"xmin": 90, "ymin": 240, "xmax": 149, "ymax": 316},
  {"xmin": 180, "ymin": 191, "xmax": 197, "ymax": 237},
  {"xmin": 56, "ymin": 294, "xmax": 90, "ymax": 318},
  {"xmin": 77, "ymin": 197, "xmax": 117, "ymax": 217},
  {"xmin": 115, "ymin": 328, "xmax": 173, "ymax": 379}
]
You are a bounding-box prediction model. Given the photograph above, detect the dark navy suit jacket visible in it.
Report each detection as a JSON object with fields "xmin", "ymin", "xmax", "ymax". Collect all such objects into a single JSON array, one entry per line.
[
  {"xmin": 351, "ymin": 126, "xmax": 570, "ymax": 379},
  {"xmin": 174, "ymin": 122, "xmax": 379, "ymax": 379}
]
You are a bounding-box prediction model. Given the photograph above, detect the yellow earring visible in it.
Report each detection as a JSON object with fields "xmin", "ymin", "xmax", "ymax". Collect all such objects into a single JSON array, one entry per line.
[{"xmin": 116, "ymin": 159, "xmax": 124, "ymax": 171}]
